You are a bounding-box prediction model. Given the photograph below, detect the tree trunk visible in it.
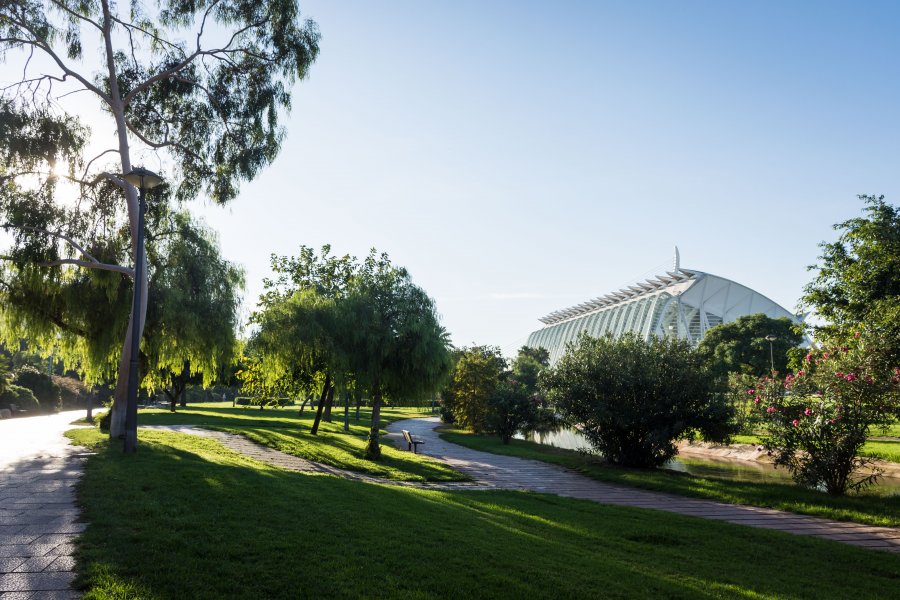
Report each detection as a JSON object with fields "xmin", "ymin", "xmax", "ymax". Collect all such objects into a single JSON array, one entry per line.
[
  {"xmin": 323, "ymin": 384, "xmax": 334, "ymax": 422},
  {"xmin": 86, "ymin": 393, "xmax": 94, "ymax": 424},
  {"xmin": 164, "ymin": 389, "xmax": 176, "ymax": 412},
  {"xmin": 298, "ymin": 396, "xmax": 310, "ymax": 416},
  {"xmin": 343, "ymin": 389, "xmax": 349, "ymax": 432},
  {"xmin": 310, "ymin": 374, "xmax": 331, "ymax": 435},
  {"xmin": 179, "ymin": 386, "xmax": 186, "ymax": 408},
  {"xmin": 355, "ymin": 390, "xmax": 362, "ymax": 421},
  {"xmin": 364, "ymin": 386, "xmax": 382, "ymax": 460}
]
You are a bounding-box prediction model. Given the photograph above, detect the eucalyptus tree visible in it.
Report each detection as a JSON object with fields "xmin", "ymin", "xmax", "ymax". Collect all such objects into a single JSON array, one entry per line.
[
  {"xmin": 339, "ymin": 252, "xmax": 451, "ymax": 460},
  {"xmin": 0, "ymin": 0, "xmax": 319, "ymax": 438}
]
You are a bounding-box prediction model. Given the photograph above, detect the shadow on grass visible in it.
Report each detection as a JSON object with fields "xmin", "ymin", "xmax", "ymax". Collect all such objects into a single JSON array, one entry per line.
[{"xmin": 69, "ymin": 428, "xmax": 900, "ymax": 600}]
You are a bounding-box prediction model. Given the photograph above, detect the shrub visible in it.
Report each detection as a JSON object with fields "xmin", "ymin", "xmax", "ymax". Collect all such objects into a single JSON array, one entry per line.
[
  {"xmin": 98, "ymin": 410, "xmax": 112, "ymax": 432},
  {"xmin": 14, "ymin": 366, "xmax": 61, "ymax": 412},
  {"xmin": 0, "ymin": 384, "xmax": 40, "ymax": 412},
  {"xmin": 542, "ymin": 333, "xmax": 734, "ymax": 468},
  {"xmin": 441, "ymin": 346, "xmax": 506, "ymax": 433},
  {"xmin": 749, "ymin": 332, "xmax": 900, "ymax": 495},
  {"xmin": 54, "ymin": 376, "xmax": 91, "ymax": 409},
  {"xmin": 485, "ymin": 379, "xmax": 537, "ymax": 444}
]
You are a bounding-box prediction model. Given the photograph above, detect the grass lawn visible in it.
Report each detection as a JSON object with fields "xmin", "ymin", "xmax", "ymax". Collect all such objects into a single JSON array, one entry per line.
[
  {"xmin": 129, "ymin": 403, "xmax": 466, "ymax": 482},
  {"xmin": 440, "ymin": 429, "xmax": 900, "ymax": 527},
  {"xmin": 66, "ymin": 428, "xmax": 900, "ymax": 599}
]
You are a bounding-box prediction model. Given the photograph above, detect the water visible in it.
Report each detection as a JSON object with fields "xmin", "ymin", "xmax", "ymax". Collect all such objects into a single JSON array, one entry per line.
[{"xmin": 520, "ymin": 427, "xmax": 900, "ymax": 495}]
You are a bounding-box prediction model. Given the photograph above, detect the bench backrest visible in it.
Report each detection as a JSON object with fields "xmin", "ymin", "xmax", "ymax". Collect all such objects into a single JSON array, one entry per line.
[{"xmin": 402, "ymin": 430, "xmax": 412, "ymax": 443}]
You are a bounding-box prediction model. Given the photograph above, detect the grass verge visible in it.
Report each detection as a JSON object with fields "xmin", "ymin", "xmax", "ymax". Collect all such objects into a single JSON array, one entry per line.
[
  {"xmin": 132, "ymin": 403, "xmax": 465, "ymax": 482},
  {"xmin": 440, "ymin": 428, "xmax": 900, "ymax": 527},
  {"xmin": 66, "ymin": 428, "xmax": 900, "ymax": 599}
]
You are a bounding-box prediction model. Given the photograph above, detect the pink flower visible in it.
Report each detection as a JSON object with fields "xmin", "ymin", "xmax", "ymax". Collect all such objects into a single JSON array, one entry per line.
[
  {"xmin": 845, "ymin": 373, "xmax": 857, "ymax": 382},
  {"xmin": 855, "ymin": 331, "xmax": 861, "ymax": 338},
  {"xmin": 841, "ymin": 346, "xmax": 849, "ymax": 353},
  {"xmin": 803, "ymin": 408, "xmax": 812, "ymax": 416},
  {"xmin": 754, "ymin": 396, "xmax": 761, "ymax": 405},
  {"xmin": 747, "ymin": 389, "xmax": 755, "ymax": 395},
  {"xmin": 792, "ymin": 419, "xmax": 800, "ymax": 427},
  {"xmin": 805, "ymin": 353, "xmax": 813, "ymax": 363},
  {"xmin": 835, "ymin": 372, "xmax": 844, "ymax": 378},
  {"xmin": 823, "ymin": 352, "xmax": 830, "ymax": 359},
  {"xmin": 766, "ymin": 406, "xmax": 776, "ymax": 414},
  {"xmin": 797, "ymin": 370, "xmax": 804, "ymax": 376}
]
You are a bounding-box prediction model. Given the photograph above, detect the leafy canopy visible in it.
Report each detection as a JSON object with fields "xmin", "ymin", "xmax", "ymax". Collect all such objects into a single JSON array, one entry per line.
[{"xmin": 802, "ymin": 195, "xmax": 900, "ymax": 362}]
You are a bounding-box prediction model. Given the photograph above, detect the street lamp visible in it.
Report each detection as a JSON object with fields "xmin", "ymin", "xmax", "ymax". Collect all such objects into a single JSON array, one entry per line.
[
  {"xmin": 765, "ymin": 334, "xmax": 778, "ymax": 374},
  {"xmin": 122, "ymin": 167, "xmax": 163, "ymax": 453}
]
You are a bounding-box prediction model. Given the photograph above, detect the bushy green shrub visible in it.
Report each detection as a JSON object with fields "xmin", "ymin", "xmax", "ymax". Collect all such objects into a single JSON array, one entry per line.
[
  {"xmin": 0, "ymin": 384, "xmax": 40, "ymax": 412},
  {"xmin": 748, "ymin": 332, "xmax": 900, "ymax": 495},
  {"xmin": 98, "ymin": 410, "xmax": 112, "ymax": 432},
  {"xmin": 441, "ymin": 346, "xmax": 506, "ymax": 433},
  {"xmin": 485, "ymin": 379, "xmax": 537, "ymax": 444},
  {"xmin": 54, "ymin": 376, "xmax": 91, "ymax": 409},
  {"xmin": 542, "ymin": 333, "xmax": 734, "ymax": 468},
  {"xmin": 14, "ymin": 366, "xmax": 61, "ymax": 412}
]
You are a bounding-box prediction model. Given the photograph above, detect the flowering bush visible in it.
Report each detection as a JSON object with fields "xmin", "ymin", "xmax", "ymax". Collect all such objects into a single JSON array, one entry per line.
[{"xmin": 748, "ymin": 333, "xmax": 900, "ymax": 495}]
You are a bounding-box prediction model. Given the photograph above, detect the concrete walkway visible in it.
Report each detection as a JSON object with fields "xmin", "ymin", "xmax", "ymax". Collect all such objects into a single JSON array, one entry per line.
[
  {"xmin": 0, "ymin": 410, "xmax": 93, "ymax": 599},
  {"xmin": 386, "ymin": 417, "xmax": 900, "ymax": 553}
]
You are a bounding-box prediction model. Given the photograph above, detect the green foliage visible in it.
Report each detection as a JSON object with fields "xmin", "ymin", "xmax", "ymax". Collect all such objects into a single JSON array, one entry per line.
[
  {"xmin": 542, "ymin": 333, "xmax": 735, "ymax": 468},
  {"xmin": 748, "ymin": 332, "xmax": 900, "ymax": 495},
  {"xmin": 697, "ymin": 313, "xmax": 804, "ymax": 378},
  {"xmin": 54, "ymin": 375, "xmax": 91, "ymax": 409},
  {"xmin": 441, "ymin": 346, "xmax": 506, "ymax": 433},
  {"xmin": 803, "ymin": 195, "xmax": 900, "ymax": 363},
  {"xmin": 13, "ymin": 365, "xmax": 60, "ymax": 412},
  {"xmin": 485, "ymin": 379, "xmax": 536, "ymax": 444},
  {"xmin": 245, "ymin": 247, "xmax": 451, "ymax": 460},
  {"xmin": 0, "ymin": 383, "xmax": 39, "ymax": 412}
]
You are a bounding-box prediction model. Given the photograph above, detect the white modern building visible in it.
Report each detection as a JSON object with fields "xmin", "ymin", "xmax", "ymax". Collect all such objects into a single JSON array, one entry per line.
[{"xmin": 526, "ymin": 251, "xmax": 802, "ymax": 364}]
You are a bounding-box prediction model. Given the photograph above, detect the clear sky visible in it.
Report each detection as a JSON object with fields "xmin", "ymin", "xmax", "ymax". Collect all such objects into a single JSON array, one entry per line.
[{"xmin": 9, "ymin": 1, "xmax": 900, "ymax": 354}]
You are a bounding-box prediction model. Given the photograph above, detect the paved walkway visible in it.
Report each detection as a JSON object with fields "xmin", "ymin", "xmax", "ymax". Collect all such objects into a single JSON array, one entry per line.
[
  {"xmin": 0, "ymin": 410, "xmax": 93, "ymax": 599},
  {"xmin": 385, "ymin": 417, "xmax": 900, "ymax": 553}
]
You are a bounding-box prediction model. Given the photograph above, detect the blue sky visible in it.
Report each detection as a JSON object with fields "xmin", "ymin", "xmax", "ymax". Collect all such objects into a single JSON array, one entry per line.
[
  {"xmin": 5, "ymin": 1, "xmax": 899, "ymax": 354},
  {"xmin": 193, "ymin": 0, "xmax": 899, "ymax": 352}
]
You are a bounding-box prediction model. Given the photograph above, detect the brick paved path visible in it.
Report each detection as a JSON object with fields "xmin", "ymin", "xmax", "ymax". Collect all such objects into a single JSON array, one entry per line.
[
  {"xmin": 0, "ymin": 410, "xmax": 92, "ymax": 599},
  {"xmin": 386, "ymin": 417, "xmax": 900, "ymax": 553}
]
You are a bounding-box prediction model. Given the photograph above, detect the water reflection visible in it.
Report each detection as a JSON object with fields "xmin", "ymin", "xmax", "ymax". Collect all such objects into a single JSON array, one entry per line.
[{"xmin": 519, "ymin": 427, "xmax": 900, "ymax": 495}]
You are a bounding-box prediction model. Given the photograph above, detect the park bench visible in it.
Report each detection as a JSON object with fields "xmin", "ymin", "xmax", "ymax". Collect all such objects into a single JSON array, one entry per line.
[{"xmin": 401, "ymin": 429, "xmax": 425, "ymax": 454}]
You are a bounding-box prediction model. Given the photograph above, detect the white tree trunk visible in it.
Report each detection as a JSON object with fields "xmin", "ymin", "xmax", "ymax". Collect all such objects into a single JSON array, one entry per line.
[{"xmin": 101, "ymin": 0, "xmax": 147, "ymax": 441}]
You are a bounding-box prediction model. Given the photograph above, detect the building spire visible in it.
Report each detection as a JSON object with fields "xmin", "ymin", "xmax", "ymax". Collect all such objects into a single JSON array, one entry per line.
[{"xmin": 674, "ymin": 245, "xmax": 680, "ymax": 271}]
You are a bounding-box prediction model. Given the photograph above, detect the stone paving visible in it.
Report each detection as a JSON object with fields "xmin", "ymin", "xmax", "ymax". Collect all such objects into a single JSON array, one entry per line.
[
  {"xmin": 385, "ymin": 417, "xmax": 900, "ymax": 554},
  {"xmin": 0, "ymin": 410, "xmax": 91, "ymax": 599}
]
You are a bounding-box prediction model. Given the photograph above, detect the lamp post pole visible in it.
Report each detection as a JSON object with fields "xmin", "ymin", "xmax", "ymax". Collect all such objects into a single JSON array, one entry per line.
[
  {"xmin": 123, "ymin": 167, "xmax": 162, "ymax": 453},
  {"xmin": 765, "ymin": 334, "xmax": 778, "ymax": 374}
]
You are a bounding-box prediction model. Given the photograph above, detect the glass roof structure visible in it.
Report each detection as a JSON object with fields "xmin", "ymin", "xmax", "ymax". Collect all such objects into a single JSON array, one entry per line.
[{"xmin": 526, "ymin": 258, "xmax": 802, "ymax": 365}]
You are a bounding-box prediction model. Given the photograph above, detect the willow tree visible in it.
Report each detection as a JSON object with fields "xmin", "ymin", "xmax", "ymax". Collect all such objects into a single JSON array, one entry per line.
[
  {"xmin": 340, "ymin": 252, "xmax": 451, "ymax": 460},
  {"xmin": 247, "ymin": 246, "xmax": 355, "ymax": 434},
  {"xmin": 0, "ymin": 0, "xmax": 319, "ymax": 437}
]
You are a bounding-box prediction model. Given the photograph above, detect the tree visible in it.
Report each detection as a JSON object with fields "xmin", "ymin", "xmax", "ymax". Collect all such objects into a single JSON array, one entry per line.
[
  {"xmin": 748, "ymin": 332, "xmax": 900, "ymax": 495},
  {"xmin": 697, "ymin": 314, "xmax": 804, "ymax": 378},
  {"xmin": 0, "ymin": 0, "xmax": 319, "ymax": 439},
  {"xmin": 246, "ymin": 246, "xmax": 356, "ymax": 434},
  {"xmin": 142, "ymin": 212, "xmax": 244, "ymax": 410},
  {"xmin": 441, "ymin": 346, "xmax": 506, "ymax": 433},
  {"xmin": 542, "ymin": 333, "xmax": 734, "ymax": 468},
  {"xmin": 802, "ymin": 195, "xmax": 900, "ymax": 363},
  {"xmin": 339, "ymin": 252, "xmax": 451, "ymax": 460}
]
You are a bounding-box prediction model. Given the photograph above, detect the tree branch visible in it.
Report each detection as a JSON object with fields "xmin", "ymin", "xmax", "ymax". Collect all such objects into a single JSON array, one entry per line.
[{"xmin": 41, "ymin": 258, "xmax": 133, "ymax": 276}]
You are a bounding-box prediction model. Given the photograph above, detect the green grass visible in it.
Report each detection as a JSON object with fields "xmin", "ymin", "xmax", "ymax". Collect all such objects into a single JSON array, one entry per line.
[
  {"xmin": 440, "ymin": 428, "xmax": 900, "ymax": 527},
  {"xmin": 732, "ymin": 433, "xmax": 900, "ymax": 464},
  {"xmin": 129, "ymin": 403, "xmax": 466, "ymax": 482},
  {"xmin": 65, "ymin": 427, "xmax": 900, "ymax": 599}
]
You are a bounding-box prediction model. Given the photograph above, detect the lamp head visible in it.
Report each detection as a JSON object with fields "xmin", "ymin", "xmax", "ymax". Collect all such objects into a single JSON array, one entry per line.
[
  {"xmin": 765, "ymin": 335, "xmax": 778, "ymax": 342},
  {"xmin": 123, "ymin": 167, "xmax": 164, "ymax": 190}
]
